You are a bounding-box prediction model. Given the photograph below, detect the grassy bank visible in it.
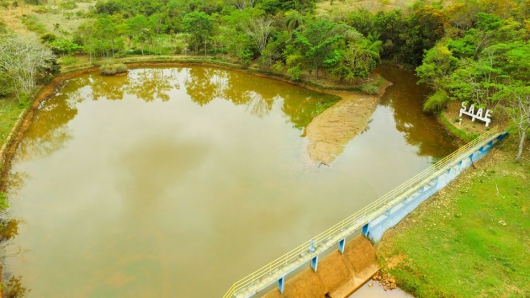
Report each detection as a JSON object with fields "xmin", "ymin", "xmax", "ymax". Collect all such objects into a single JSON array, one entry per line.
[
  {"xmin": 377, "ymin": 135, "xmax": 530, "ymax": 297},
  {"xmin": 0, "ymin": 99, "xmax": 25, "ymax": 151},
  {"xmin": 438, "ymin": 113, "xmax": 478, "ymax": 143}
]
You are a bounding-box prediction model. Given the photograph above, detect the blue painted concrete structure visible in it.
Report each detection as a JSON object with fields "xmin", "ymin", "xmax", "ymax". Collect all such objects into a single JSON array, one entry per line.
[
  {"xmin": 339, "ymin": 238, "xmax": 346, "ymax": 254},
  {"xmin": 362, "ymin": 132, "xmax": 508, "ymax": 243},
  {"xmin": 224, "ymin": 130, "xmax": 507, "ymax": 298},
  {"xmin": 278, "ymin": 276, "xmax": 285, "ymax": 294}
]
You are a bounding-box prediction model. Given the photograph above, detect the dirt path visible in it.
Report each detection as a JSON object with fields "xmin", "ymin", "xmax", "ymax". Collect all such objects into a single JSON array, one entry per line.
[{"xmin": 305, "ymin": 81, "xmax": 392, "ymax": 165}]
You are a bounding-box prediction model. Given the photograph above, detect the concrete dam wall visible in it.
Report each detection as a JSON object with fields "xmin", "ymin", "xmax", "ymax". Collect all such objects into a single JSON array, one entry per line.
[
  {"xmin": 262, "ymin": 235, "xmax": 377, "ymax": 298},
  {"xmin": 224, "ymin": 129, "xmax": 506, "ymax": 298}
]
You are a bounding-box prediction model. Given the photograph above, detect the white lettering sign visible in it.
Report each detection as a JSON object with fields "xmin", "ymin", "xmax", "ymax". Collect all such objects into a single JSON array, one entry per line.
[{"xmin": 459, "ymin": 102, "xmax": 492, "ymax": 127}]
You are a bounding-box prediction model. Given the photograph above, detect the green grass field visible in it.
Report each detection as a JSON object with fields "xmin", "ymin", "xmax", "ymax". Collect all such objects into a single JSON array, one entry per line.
[{"xmin": 377, "ymin": 135, "xmax": 530, "ymax": 297}]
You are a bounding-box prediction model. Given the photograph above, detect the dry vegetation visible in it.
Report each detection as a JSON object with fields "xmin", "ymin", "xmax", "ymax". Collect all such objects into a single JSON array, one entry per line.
[
  {"xmin": 31, "ymin": 1, "xmax": 95, "ymax": 36},
  {"xmin": 0, "ymin": 0, "xmax": 95, "ymax": 36},
  {"xmin": 0, "ymin": 2, "xmax": 35, "ymax": 33},
  {"xmin": 315, "ymin": 0, "xmax": 454, "ymax": 20}
]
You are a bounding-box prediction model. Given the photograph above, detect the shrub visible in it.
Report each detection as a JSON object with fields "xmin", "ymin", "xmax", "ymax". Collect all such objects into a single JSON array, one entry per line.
[
  {"xmin": 423, "ymin": 90, "xmax": 450, "ymax": 112},
  {"xmin": 360, "ymin": 84, "xmax": 378, "ymax": 95},
  {"xmin": 100, "ymin": 63, "xmax": 128, "ymax": 76},
  {"xmin": 287, "ymin": 66, "xmax": 302, "ymax": 81},
  {"xmin": 21, "ymin": 15, "xmax": 47, "ymax": 34},
  {"xmin": 271, "ymin": 61, "xmax": 284, "ymax": 75},
  {"xmin": 59, "ymin": 56, "xmax": 77, "ymax": 66},
  {"xmin": 0, "ymin": 192, "xmax": 8, "ymax": 210},
  {"xmin": 238, "ymin": 48, "xmax": 253, "ymax": 67},
  {"xmin": 34, "ymin": 5, "xmax": 47, "ymax": 13},
  {"xmin": 59, "ymin": 0, "xmax": 77, "ymax": 10}
]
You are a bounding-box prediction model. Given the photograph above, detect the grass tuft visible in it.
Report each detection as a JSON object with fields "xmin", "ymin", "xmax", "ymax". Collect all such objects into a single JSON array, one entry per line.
[
  {"xmin": 439, "ymin": 113, "xmax": 478, "ymax": 142},
  {"xmin": 100, "ymin": 63, "xmax": 128, "ymax": 76}
]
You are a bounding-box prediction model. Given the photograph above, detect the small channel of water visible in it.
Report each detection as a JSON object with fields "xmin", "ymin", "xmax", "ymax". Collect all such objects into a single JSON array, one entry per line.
[{"xmin": 4, "ymin": 66, "xmax": 455, "ymax": 297}]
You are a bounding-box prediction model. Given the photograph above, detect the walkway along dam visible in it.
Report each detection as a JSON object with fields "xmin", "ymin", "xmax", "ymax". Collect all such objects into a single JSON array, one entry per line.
[{"xmin": 223, "ymin": 127, "xmax": 507, "ymax": 298}]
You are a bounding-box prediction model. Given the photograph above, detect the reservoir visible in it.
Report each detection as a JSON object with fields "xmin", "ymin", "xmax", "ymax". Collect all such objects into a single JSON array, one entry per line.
[{"xmin": 4, "ymin": 65, "xmax": 456, "ymax": 297}]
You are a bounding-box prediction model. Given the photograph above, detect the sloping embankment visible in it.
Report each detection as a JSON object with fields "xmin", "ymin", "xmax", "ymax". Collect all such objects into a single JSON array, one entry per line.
[
  {"xmin": 262, "ymin": 235, "xmax": 378, "ymax": 298},
  {"xmin": 305, "ymin": 82, "xmax": 392, "ymax": 165}
]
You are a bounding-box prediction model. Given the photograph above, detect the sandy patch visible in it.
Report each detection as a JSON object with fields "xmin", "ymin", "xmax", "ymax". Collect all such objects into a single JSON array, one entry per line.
[{"xmin": 305, "ymin": 81, "xmax": 392, "ymax": 165}]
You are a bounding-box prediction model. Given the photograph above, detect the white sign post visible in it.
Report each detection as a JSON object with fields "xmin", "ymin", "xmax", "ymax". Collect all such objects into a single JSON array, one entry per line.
[{"xmin": 459, "ymin": 102, "xmax": 492, "ymax": 127}]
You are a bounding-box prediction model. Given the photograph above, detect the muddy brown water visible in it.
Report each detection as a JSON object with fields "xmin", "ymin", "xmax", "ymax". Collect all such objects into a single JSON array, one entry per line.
[{"xmin": 4, "ymin": 65, "xmax": 456, "ymax": 297}]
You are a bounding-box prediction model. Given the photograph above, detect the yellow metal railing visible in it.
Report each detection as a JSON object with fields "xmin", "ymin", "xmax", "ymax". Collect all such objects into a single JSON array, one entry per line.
[{"xmin": 222, "ymin": 127, "xmax": 501, "ymax": 298}]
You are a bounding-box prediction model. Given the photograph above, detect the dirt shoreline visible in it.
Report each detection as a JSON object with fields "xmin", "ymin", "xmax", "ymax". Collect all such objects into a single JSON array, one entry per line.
[{"xmin": 0, "ymin": 67, "xmax": 99, "ymax": 191}]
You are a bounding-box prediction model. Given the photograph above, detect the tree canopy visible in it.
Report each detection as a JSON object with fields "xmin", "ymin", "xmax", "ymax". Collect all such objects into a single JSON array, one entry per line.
[{"xmin": 0, "ymin": 33, "xmax": 57, "ymax": 102}]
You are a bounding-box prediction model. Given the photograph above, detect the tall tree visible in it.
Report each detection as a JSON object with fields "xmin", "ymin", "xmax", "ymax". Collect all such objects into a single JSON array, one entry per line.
[
  {"xmin": 284, "ymin": 10, "xmax": 304, "ymax": 33},
  {"xmin": 127, "ymin": 15, "xmax": 151, "ymax": 55},
  {"xmin": 293, "ymin": 19, "xmax": 345, "ymax": 78},
  {"xmin": 331, "ymin": 36, "xmax": 382, "ymax": 82},
  {"xmin": 244, "ymin": 17, "xmax": 273, "ymax": 55},
  {"xmin": 497, "ymin": 86, "xmax": 530, "ymax": 162},
  {"xmin": 92, "ymin": 16, "xmax": 123, "ymax": 57},
  {"xmin": 0, "ymin": 34, "xmax": 55, "ymax": 102},
  {"xmin": 182, "ymin": 11, "xmax": 213, "ymax": 54}
]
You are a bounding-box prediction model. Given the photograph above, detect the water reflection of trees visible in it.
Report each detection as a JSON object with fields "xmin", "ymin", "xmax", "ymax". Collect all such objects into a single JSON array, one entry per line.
[
  {"xmin": 125, "ymin": 68, "xmax": 175, "ymax": 102},
  {"xmin": 20, "ymin": 67, "xmax": 339, "ymax": 161},
  {"xmin": 245, "ymin": 92, "xmax": 276, "ymax": 118},
  {"xmin": 17, "ymin": 90, "xmax": 79, "ymax": 161},
  {"xmin": 184, "ymin": 68, "xmax": 221, "ymax": 106},
  {"xmin": 376, "ymin": 65, "xmax": 458, "ymax": 157},
  {"xmin": 88, "ymin": 68, "xmax": 179, "ymax": 102},
  {"xmin": 183, "ymin": 67, "xmax": 338, "ymax": 128},
  {"xmin": 90, "ymin": 74, "xmax": 127, "ymax": 101},
  {"xmin": 3, "ymin": 275, "xmax": 30, "ymax": 298}
]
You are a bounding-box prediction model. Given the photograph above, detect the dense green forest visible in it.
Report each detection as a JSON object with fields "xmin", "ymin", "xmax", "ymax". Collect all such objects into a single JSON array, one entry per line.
[{"xmin": 0, "ymin": 0, "xmax": 529, "ymax": 154}]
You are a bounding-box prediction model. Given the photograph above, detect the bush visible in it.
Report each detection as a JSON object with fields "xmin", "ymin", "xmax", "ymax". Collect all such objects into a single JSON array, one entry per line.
[
  {"xmin": 21, "ymin": 15, "xmax": 47, "ymax": 34},
  {"xmin": 34, "ymin": 5, "xmax": 48, "ymax": 13},
  {"xmin": 0, "ymin": 192, "xmax": 8, "ymax": 210},
  {"xmin": 59, "ymin": 56, "xmax": 77, "ymax": 66},
  {"xmin": 423, "ymin": 90, "xmax": 450, "ymax": 112},
  {"xmin": 100, "ymin": 63, "xmax": 128, "ymax": 76},
  {"xmin": 238, "ymin": 48, "xmax": 253, "ymax": 67},
  {"xmin": 59, "ymin": 0, "xmax": 77, "ymax": 10},
  {"xmin": 360, "ymin": 84, "xmax": 378, "ymax": 95},
  {"xmin": 271, "ymin": 61, "xmax": 284, "ymax": 75},
  {"xmin": 287, "ymin": 66, "xmax": 302, "ymax": 81}
]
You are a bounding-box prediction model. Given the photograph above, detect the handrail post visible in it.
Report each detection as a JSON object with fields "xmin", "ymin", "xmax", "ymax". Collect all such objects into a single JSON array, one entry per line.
[
  {"xmin": 338, "ymin": 238, "xmax": 346, "ymax": 254},
  {"xmin": 311, "ymin": 255, "xmax": 319, "ymax": 272},
  {"xmin": 278, "ymin": 276, "xmax": 285, "ymax": 294}
]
